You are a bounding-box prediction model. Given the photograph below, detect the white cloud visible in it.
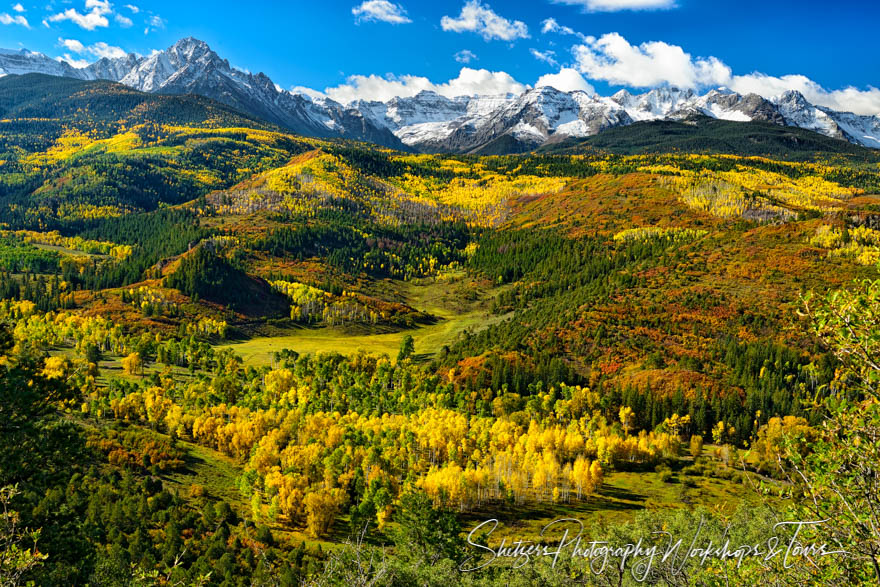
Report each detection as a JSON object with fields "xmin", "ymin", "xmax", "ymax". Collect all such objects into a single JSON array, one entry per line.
[
  {"xmin": 454, "ymin": 49, "xmax": 477, "ymax": 64},
  {"xmin": 324, "ymin": 67, "xmax": 529, "ymax": 104},
  {"xmin": 115, "ymin": 13, "xmax": 132, "ymax": 27},
  {"xmin": 291, "ymin": 86, "xmax": 328, "ymax": 101},
  {"xmin": 58, "ymin": 37, "xmax": 127, "ymax": 60},
  {"xmin": 553, "ymin": 0, "xmax": 676, "ymax": 12},
  {"xmin": 88, "ymin": 41, "xmax": 126, "ymax": 59},
  {"xmin": 352, "ymin": 0, "xmax": 411, "ymax": 24},
  {"xmin": 58, "ymin": 54, "xmax": 89, "ymax": 68},
  {"xmin": 541, "ymin": 17, "xmax": 589, "ymax": 43},
  {"xmin": 293, "ymin": 30, "xmax": 880, "ymax": 116},
  {"xmin": 0, "ymin": 11, "xmax": 28, "ymax": 26},
  {"xmin": 536, "ymin": 67, "xmax": 595, "ymax": 94},
  {"xmin": 47, "ymin": 0, "xmax": 112, "ymax": 30},
  {"xmin": 58, "ymin": 37, "xmax": 85, "ymax": 53},
  {"xmin": 571, "ymin": 32, "xmax": 880, "ymax": 116},
  {"xmin": 729, "ymin": 73, "xmax": 880, "ymax": 116},
  {"xmin": 541, "ymin": 18, "xmax": 564, "ymax": 34},
  {"xmin": 124, "ymin": 4, "xmax": 139, "ymax": 13},
  {"xmin": 143, "ymin": 13, "xmax": 164, "ymax": 34},
  {"xmin": 12, "ymin": 3, "xmax": 24, "ymax": 12},
  {"xmin": 530, "ymin": 48, "xmax": 558, "ymax": 67},
  {"xmin": 441, "ymin": 1, "xmax": 528, "ymax": 42},
  {"xmin": 573, "ymin": 32, "xmax": 731, "ymax": 89}
]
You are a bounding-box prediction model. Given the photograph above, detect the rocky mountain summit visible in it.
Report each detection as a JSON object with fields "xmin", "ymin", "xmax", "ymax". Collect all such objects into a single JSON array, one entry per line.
[{"xmin": 3, "ymin": 38, "xmax": 878, "ymax": 152}]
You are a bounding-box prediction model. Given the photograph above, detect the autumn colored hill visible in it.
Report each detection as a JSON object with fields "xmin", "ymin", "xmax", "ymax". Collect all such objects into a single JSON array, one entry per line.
[
  {"xmin": 0, "ymin": 73, "xmax": 274, "ymax": 133},
  {"xmin": 0, "ymin": 77, "xmax": 321, "ymax": 227},
  {"xmin": 1, "ymin": 75, "xmax": 880, "ymax": 583}
]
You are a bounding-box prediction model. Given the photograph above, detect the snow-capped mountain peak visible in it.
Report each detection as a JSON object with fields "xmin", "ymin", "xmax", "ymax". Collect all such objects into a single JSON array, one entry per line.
[
  {"xmin": 169, "ymin": 37, "xmax": 213, "ymax": 62},
  {"xmin": 0, "ymin": 48, "xmax": 90, "ymax": 79},
  {"xmin": 771, "ymin": 90, "xmax": 849, "ymax": 141},
  {"xmin": 777, "ymin": 90, "xmax": 811, "ymax": 110},
  {"xmin": 1, "ymin": 37, "xmax": 878, "ymax": 152}
]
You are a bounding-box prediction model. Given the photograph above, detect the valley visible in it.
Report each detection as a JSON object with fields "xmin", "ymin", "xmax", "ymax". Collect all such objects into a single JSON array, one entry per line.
[
  {"xmin": 216, "ymin": 274, "xmax": 508, "ymax": 365},
  {"xmin": 0, "ymin": 70, "xmax": 878, "ymax": 585}
]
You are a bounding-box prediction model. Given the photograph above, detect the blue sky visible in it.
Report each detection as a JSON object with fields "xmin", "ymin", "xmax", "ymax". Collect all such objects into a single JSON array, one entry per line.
[{"xmin": 1, "ymin": 0, "xmax": 879, "ymax": 113}]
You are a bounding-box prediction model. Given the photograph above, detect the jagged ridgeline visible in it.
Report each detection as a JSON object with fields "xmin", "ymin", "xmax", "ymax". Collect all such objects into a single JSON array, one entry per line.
[{"xmin": 4, "ymin": 37, "xmax": 880, "ymax": 153}]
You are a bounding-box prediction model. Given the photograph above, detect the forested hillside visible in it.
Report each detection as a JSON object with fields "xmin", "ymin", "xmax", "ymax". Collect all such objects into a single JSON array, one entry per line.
[
  {"xmin": 541, "ymin": 115, "xmax": 879, "ymax": 159},
  {"xmin": 1, "ymin": 75, "xmax": 880, "ymax": 585}
]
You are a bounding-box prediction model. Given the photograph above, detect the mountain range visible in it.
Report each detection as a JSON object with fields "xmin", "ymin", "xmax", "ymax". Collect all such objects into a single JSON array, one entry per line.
[{"xmin": 2, "ymin": 38, "xmax": 879, "ymax": 153}]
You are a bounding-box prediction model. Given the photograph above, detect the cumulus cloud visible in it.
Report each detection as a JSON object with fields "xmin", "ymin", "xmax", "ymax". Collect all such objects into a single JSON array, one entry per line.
[
  {"xmin": 87, "ymin": 41, "xmax": 127, "ymax": 59},
  {"xmin": 454, "ymin": 49, "xmax": 477, "ymax": 64},
  {"xmin": 0, "ymin": 11, "xmax": 28, "ymax": 26},
  {"xmin": 571, "ymin": 32, "xmax": 880, "ymax": 116},
  {"xmin": 573, "ymin": 32, "xmax": 731, "ymax": 89},
  {"xmin": 553, "ymin": 0, "xmax": 676, "ymax": 12},
  {"xmin": 352, "ymin": 0, "xmax": 411, "ymax": 24},
  {"xmin": 324, "ymin": 67, "xmax": 529, "ymax": 104},
  {"xmin": 47, "ymin": 0, "xmax": 112, "ymax": 30},
  {"xmin": 58, "ymin": 37, "xmax": 85, "ymax": 53},
  {"xmin": 291, "ymin": 86, "xmax": 328, "ymax": 101},
  {"xmin": 12, "ymin": 3, "xmax": 24, "ymax": 12},
  {"xmin": 124, "ymin": 4, "xmax": 139, "ymax": 13},
  {"xmin": 441, "ymin": 1, "xmax": 528, "ymax": 42},
  {"xmin": 115, "ymin": 13, "xmax": 132, "ymax": 27},
  {"xmin": 729, "ymin": 73, "xmax": 880, "ymax": 116},
  {"xmin": 58, "ymin": 37, "xmax": 127, "ymax": 60},
  {"xmin": 536, "ymin": 67, "xmax": 595, "ymax": 94},
  {"xmin": 58, "ymin": 54, "xmax": 90, "ymax": 68},
  {"xmin": 530, "ymin": 48, "xmax": 558, "ymax": 67}
]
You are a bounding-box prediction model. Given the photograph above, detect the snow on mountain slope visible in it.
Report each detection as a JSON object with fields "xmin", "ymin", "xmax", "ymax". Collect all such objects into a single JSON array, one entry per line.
[
  {"xmin": 85, "ymin": 54, "xmax": 144, "ymax": 82},
  {"xmin": 769, "ymin": 91, "xmax": 880, "ymax": 148},
  {"xmin": 0, "ymin": 49, "xmax": 90, "ymax": 79},
  {"xmin": 689, "ymin": 90, "xmax": 785, "ymax": 124},
  {"xmin": 1, "ymin": 37, "xmax": 878, "ymax": 152},
  {"xmin": 827, "ymin": 111, "xmax": 880, "ymax": 149},
  {"xmin": 774, "ymin": 90, "xmax": 848, "ymax": 141},
  {"xmin": 630, "ymin": 87, "xmax": 695, "ymax": 121},
  {"xmin": 394, "ymin": 121, "xmax": 459, "ymax": 147},
  {"xmin": 101, "ymin": 38, "xmax": 406, "ymax": 148},
  {"xmin": 386, "ymin": 91, "xmax": 468, "ymax": 128}
]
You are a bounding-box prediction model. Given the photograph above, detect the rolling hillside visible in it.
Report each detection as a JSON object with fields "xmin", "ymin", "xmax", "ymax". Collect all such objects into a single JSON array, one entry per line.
[
  {"xmin": 539, "ymin": 115, "xmax": 880, "ymax": 159},
  {"xmin": 1, "ymin": 73, "xmax": 879, "ymax": 585}
]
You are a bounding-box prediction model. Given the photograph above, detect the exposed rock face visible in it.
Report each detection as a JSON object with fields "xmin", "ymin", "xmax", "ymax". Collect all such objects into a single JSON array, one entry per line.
[
  {"xmin": 0, "ymin": 48, "xmax": 90, "ymax": 79},
  {"xmin": 4, "ymin": 38, "xmax": 879, "ymax": 152}
]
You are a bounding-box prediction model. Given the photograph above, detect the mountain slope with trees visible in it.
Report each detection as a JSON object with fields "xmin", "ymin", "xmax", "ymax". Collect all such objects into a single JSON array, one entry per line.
[{"xmin": 1, "ymin": 74, "xmax": 879, "ymax": 584}]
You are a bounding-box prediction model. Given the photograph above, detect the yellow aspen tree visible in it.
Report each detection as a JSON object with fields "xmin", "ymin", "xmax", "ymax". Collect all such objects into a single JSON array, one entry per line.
[
  {"xmin": 589, "ymin": 460, "xmax": 603, "ymax": 490},
  {"xmin": 122, "ymin": 352, "xmax": 143, "ymax": 376},
  {"xmin": 689, "ymin": 434, "xmax": 704, "ymax": 459},
  {"xmin": 619, "ymin": 406, "xmax": 635, "ymax": 436},
  {"xmin": 304, "ymin": 489, "xmax": 343, "ymax": 538},
  {"xmin": 41, "ymin": 356, "xmax": 69, "ymax": 380},
  {"xmin": 570, "ymin": 456, "xmax": 592, "ymax": 499}
]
